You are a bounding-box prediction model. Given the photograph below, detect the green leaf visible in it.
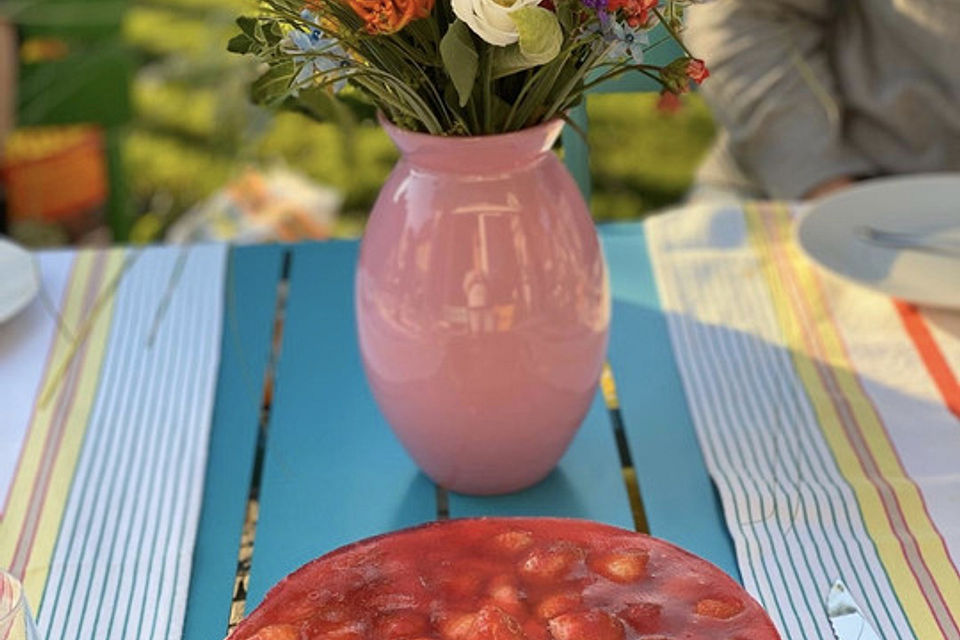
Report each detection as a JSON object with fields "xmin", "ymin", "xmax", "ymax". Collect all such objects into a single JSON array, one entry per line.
[
  {"xmin": 488, "ymin": 95, "xmax": 514, "ymax": 130},
  {"xmin": 264, "ymin": 21, "xmax": 284, "ymax": 46},
  {"xmin": 227, "ymin": 32, "xmax": 256, "ymax": 54},
  {"xmin": 230, "ymin": 16, "xmax": 263, "ymax": 54},
  {"xmin": 491, "ymin": 45, "xmax": 536, "ymax": 79},
  {"xmin": 509, "ymin": 7, "xmax": 562, "ymax": 65},
  {"xmin": 338, "ymin": 86, "xmax": 379, "ymax": 120},
  {"xmin": 236, "ymin": 16, "xmax": 258, "ymax": 39},
  {"xmin": 556, "ymin": 0, "xmax": 576, "ymax": 33},
  {"xmin": 439, "ymin": 20, "xmax": 479, "ymax": 108},
  {"xmin": 250, "ymin": 60, "xmax": 296, "ymax": 105},
  {"xmin": 297, "ymin": 86, "xmax": 341, "ymax": 121}
]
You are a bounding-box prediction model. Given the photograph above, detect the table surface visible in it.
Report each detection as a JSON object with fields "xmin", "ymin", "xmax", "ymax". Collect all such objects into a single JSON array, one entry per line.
[{"xmin": 179, "ymin": 223, "xmax": 737, "ymax": 640}]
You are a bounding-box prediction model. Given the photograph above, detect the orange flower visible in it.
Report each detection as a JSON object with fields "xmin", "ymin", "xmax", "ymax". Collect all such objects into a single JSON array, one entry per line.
[{"xmin": 348, "ymin": 0, "xmax": 434, "ymax": 34}]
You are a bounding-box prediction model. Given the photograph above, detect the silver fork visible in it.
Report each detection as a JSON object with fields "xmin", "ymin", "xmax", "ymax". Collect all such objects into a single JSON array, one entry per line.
[{"xmin": 857, "ymin": 225, "xmax": 960, "ymax": 257}]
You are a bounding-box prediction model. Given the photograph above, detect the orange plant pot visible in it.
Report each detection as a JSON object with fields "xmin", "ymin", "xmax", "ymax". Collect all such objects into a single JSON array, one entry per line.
[{"xmin": 1, "ymin": 125, "xmax": 108, "ymax": 234}]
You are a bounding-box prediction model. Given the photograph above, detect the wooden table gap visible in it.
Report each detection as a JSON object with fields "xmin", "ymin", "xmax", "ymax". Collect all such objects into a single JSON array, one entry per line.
[
  {"xmin": 226, "ymin": 249, "xmax": 293, "ymax": 634},
  {"xmin": 435, "ymin": 485, "xmax": 450, "ymax": 520},
  {"xmin": 601, "ymin": 363, "xmax": 650, "ymax": 534}
]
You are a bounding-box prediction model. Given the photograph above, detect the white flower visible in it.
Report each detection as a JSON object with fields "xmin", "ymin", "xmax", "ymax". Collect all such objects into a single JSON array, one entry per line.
[
  {"xmin": 601, "ymin": 16, "xmax": 648, "ymax": 65},
  {"xmin": 282, "ymin": 9, "xmax": 350, "ymax": 92},
  {"xmin": 451, "ymin": 0, "xmax": 541, "ymax": 46}
]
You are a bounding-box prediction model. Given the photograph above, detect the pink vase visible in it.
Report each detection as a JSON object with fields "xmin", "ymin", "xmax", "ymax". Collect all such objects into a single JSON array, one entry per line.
[{"xmin": 355, "ymin": 116, "xmax": 610, "ymax": 495}]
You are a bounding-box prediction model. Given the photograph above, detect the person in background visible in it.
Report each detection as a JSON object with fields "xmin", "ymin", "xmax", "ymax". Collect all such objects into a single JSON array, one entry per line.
[{"xmin": 684, "ymin": 1, "xmax": 960, "ymax": 202}]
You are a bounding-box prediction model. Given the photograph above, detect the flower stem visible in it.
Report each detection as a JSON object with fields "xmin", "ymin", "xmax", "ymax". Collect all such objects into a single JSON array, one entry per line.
[
  {"xmin": 652, "ymin": 6, "xmax": 694, "ymax": 58},
  {"xmin": 483, "ymin": 47, "xmax": 494, "ymax": 133},
  {"xmin": 581, "ymin": 63, "xmax": 662, "ymax": 92}
]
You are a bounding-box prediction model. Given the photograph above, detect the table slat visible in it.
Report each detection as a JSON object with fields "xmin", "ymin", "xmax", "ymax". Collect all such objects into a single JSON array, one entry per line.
[
  {"xmin": 448, "ymin": 392, "xmax": 633, "ymax": 529},
  {"xmin": 182, "ymin": 245, "xmax": 286, "ymax": 640},
  {"xmin": 248, "ymin": 241, "xmax": 435, "ymax": 609},
  {"xmin": 601, "ymin": 224, "xmax": 740, "ymax": 580}
]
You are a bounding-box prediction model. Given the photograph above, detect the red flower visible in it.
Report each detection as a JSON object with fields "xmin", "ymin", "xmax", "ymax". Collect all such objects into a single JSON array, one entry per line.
[
  {"xmin": 657, "ymin": 90, "xmax": 683, "ymax": 114},
  {"xmin": 606, "ymin": 0, "xmax": 657, "ymax": 28},
  {"xmin": 686, "ymin": 58, "xmax": 709, "ymax": 84}
]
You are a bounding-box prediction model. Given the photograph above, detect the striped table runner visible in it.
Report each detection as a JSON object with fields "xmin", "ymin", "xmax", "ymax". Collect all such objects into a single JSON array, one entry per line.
[
  {"xmin": 644, "ymin": 202, "xmax": 960, "ymax": 640},
  {"xmin": 0, "ymin": 244, "xmax": 227, "ymax": 640}
]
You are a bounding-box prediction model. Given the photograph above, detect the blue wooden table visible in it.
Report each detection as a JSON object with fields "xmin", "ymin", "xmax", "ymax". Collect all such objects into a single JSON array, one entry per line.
[{"xmin": 178, "ymin": 223, "xmax": 737, "ymax": 640}]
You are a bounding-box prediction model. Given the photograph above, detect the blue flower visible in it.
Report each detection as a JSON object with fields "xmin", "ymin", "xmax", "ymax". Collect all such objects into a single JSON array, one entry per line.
[
  {"xmin": 600, "ymin": 15, "xmax": 648, "ymax": 65},
  {"xmin": 283, "ymin": 10, "xmax": 351, "ymax": 92}
]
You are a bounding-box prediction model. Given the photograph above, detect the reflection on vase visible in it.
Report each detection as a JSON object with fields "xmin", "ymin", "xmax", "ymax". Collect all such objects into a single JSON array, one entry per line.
[{"xmin": 356, "ymin": 118, "xmax": 610, "ymax": 495}]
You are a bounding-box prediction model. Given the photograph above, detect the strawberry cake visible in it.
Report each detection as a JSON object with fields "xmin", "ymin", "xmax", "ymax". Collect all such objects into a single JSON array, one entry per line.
[{"xmin": 228, "ymin": 518, "xmax": 780, "ymax": 640}]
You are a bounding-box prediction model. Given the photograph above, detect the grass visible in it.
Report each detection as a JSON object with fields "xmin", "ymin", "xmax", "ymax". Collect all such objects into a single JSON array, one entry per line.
[{"xmin": 588, "ymin": 93, "xmax": 715, "ymax": 220}]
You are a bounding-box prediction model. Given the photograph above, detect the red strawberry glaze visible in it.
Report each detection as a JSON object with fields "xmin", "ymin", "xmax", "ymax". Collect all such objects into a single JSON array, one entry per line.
[{"xmin": 228, "ymin": 518, "xmax": 780, "ymax": 640}]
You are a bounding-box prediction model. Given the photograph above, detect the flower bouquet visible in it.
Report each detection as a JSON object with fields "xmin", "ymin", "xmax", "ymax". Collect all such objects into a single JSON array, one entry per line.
[{"xmin": 229, "ymin": 0, "xmax": 707, "ymax": 134}]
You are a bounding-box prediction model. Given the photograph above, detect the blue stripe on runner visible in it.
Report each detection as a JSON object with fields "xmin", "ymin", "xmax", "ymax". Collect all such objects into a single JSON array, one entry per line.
[
  {"xmin": 144, "ymin": 290, "xmax": 195, "ymax": 638},
  {"xmin": 673, "ymin": 311, "xmax": 802, "ymax": 634},
  {"xmin": 692, "ymin": 266, "xmax": 835, "ymax": 634},
  {"xmin": 106, "ymin": 256, "xmax": 187, "ymax": 640},
  {"xmin": 682, "ymin": 293, "xmax": 822, "ymax": 634},
  {"xmin": 97, "ymin": 251, "xmax": 185, "ymax": 639},
  {"xmin": 135, "ymin": 250, "xmax": 200, "ymax": 634},
  {"xmin": 134, "ymin": 250, "xmax": 198, "ymax": 640}
]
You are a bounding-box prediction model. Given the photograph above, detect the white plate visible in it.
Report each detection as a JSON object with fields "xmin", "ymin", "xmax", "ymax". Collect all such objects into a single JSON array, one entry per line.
[
  {"xmin": 796, "ymin": 174, "xmax": 960, "ymax": 309},
  {"xmin": 0, "ymin": 237, "xmax": 40, "ymax": 323}
]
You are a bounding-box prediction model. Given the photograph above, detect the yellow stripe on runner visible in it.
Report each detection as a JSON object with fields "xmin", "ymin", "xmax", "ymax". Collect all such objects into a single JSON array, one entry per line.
[
  {"xmin": 25, "ymin": 248, "xmax": 126, "ymax": 605},
  {"xmin": 0, "ymin": 249, "xmax": 126, "ymax": 607},
  {"xmin": 0, "ymin": 253, "xmax": 89, "ymax": 570},
  {"xmin": 745, "ymin": 203, "xmax": 960, "ymax": 639}
]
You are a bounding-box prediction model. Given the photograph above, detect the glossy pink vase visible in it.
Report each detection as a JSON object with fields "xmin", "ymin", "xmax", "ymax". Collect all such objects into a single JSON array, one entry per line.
[{"xmin": 356, "ymin": 116, "xmax": 610, "ymax": 495}]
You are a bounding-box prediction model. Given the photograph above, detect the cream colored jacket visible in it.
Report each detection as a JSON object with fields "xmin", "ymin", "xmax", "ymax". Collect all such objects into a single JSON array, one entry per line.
[{"xmin": 685, "ymin": 1, "xmax": 960, "ymax": 199}]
